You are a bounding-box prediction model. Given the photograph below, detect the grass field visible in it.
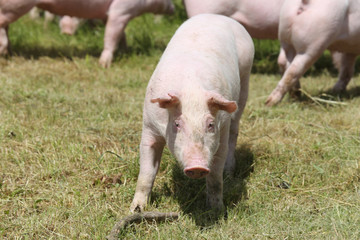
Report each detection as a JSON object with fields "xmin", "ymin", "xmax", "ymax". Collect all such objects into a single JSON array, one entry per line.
[{"xmin": 1, "ymin": 5, "xmax": 360, "ymax": 240}]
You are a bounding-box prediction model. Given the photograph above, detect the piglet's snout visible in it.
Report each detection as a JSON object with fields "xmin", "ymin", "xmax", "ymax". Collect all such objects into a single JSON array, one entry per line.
[
  {"xmin": 184, "ymin": 166, "xmax": 210, "ymax": 179},
  {"xmin": 183, "ymin": 147, "xmax": 210, "ymax": 179},
  {"xmin": 184, "ymin": 156, "xmax": 210, "ymax": 179}
]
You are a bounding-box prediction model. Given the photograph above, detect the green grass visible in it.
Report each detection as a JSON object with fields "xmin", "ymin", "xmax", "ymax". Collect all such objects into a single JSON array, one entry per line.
[{"xmin": 1, "ymin": 5, "xmax": 360, "ymax": 239}]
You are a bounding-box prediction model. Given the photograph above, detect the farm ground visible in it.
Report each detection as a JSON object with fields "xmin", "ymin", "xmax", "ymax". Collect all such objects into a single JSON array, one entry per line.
[{"xmin": 1, "ymin": 11, "xmax": 360, "ymax": 239}]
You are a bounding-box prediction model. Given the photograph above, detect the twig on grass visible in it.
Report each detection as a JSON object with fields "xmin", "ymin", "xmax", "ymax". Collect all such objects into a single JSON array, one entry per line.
[
  {"xmin": 300, "ymin": 89, "xmax": 348, "ymax": 107},
  {"xmin": 96, "ymin": 150, "xmax": 124, "ymax": 170},
  {"xmin": 106, "ymin": 211, "xmax": 180, "ymax": 240},
  {"xmin": 98, "ymin": 150, "xmax": 124, "ymax": 163}
]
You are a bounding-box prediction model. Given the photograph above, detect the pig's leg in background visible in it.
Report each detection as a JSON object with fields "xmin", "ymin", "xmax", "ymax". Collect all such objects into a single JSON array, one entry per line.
[
  {"xmin": 44, "ymin": 11, "xmax": 55, "ymax": 22},
  {"xmin": 99, "ymin": 7, "xmax": 130, "ymax": 67},
  {"xmin": 266, "ymin": 42, "xmax": 326, "ymax": 106},
  {"xmin": 282, "ymin": 45, "xmax": 302, "ymax": 99},
  {"xmin": 266, "ymin": 53, "xmax": 314, "ymax": 106},
  {"xmin": 130, "ymin": 130, "xmax": 165, "ymax": 213},
  {"xmin": 277, "ymin": 47, "xmax": 302, "ymax": 99},
  {"xmin": 0, "ymin": 0, "xmax": 36, "ymax": 55},
  {"xmin": 331, "ymin": 50, "xmax": 342, "ymax": 71},
  {"xmin": 206, "ymin": 124, "xmax": 230, "ymax": 213},
  {"xmin": 29, "ymin": 7, "xmax": 40, "ymax": 19},
  {"xmin": 277, "ymin": 47, "xmax": 287, "ymax": 74},
  {"xmin": 0, "ymin": 27, "xmax": 9, "ymax": 55},
  {"xmin": 0, "ymin": 15, "xmax": 12, "ymax": 55},
  {"xmin": 60, "ymin": 16, "xmax": 82, "ymax": 35},
  {"xmin": 332, "ymin": 53, "xmax": 357, "ymax": 92}
]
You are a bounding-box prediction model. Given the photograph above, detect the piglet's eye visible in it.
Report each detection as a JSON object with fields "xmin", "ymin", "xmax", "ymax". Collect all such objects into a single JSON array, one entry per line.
[{"xmin": 174, "ymin": 120, "xmax": 181, "ymax": 129}]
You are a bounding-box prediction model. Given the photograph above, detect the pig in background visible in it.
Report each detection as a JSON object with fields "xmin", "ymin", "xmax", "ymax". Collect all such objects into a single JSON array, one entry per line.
[
  {"xmin": 29, "ymin": 8, "xmax": 82, "ymax": 35},
  {"xmin": 183, "ymin": 0, "xmax": 288, "ymax": 72},
  {"xmin": 130, "ymin": 13, "xmax": 254, "ymax": 214},
  {"xmin": 266, "ymin": 0, "xmax": 360, "ymax": 106},
  {"xmin": 183, "ymin": 0, "xmax": 354, "ymax": 101},
  {"xmin": 0, "ymin": 0, "xmax": 175, "ymax": 67},
  {"xmin": 29, "ymin": 7, "xmax": 55, "ymax": 23}
]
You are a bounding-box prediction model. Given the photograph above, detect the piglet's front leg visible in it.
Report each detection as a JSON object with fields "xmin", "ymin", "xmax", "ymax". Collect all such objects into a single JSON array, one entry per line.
[
  {"xmin": 206, "ymin": 131, "xmax": 229, "ymax": 214},
  {"xmin": 130, "ymin": 132, "xmax": 165, "ymax": 213},
  {"xmin": 206, "ymin": 166, "xmax": 224, "ymax": 213}
]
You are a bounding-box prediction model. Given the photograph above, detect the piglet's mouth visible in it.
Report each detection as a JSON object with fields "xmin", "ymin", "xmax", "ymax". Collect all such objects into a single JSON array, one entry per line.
[{"xmin": 184, "ymin": 166, "xmax": 210, "ymax": 179}]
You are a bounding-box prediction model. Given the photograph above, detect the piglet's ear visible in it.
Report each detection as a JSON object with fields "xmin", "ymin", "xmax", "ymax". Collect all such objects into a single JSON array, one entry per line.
[
  {"xmin": 207, "ymin": 92, "xmax": 237, "ymax": 113},
  {"xmin": 151, "ymin": 93, "xmax": 180, "ymax": 109}
]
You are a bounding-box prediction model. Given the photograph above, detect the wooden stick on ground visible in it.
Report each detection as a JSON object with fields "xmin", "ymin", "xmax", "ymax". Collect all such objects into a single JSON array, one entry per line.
[{"xmin": 106, "ymin": 211, "xmax": 180, "ymax": 240}]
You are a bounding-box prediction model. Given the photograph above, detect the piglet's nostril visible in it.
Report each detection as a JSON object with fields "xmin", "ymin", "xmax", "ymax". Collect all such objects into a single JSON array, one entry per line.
[{"xmin": 184, "ymin": 167, "xmax": 210, "ymax": 179}]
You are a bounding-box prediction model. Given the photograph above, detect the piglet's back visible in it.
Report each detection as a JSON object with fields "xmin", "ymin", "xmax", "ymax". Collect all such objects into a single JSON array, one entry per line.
[{"xmin": 147, "ymin": 13, "xmax": 254, "ymax": 99}]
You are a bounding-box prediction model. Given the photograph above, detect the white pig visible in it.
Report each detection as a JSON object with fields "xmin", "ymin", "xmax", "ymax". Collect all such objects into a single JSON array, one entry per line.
[
  {"xmin": 183, "ymin": 0, "xmax": 288, "ymax": 71},
  {"xmin": 130, "ymin": 13, "xmax": 254, "ymax": 213},
  {"xmin": 0, "ymin": 0, "xmax": 175, "ymax": 67},
  {"xmin": 266, "ymin": 0, "xmax": 360, "ymax": 106},
  {"xmin": 183, "ymin": 0, "xmax": 285, "ymax": 39}
]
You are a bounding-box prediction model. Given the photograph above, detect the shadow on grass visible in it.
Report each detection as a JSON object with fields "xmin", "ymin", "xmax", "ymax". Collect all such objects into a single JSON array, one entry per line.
[
  {"xmin": 9, "ymin": 45, "xmax": 102, "ymax": 60},
  {"xmin": 9, "ymin": 40, "xmax": 168, "ymax": 63},
  {"xmin": 323, "ymin": 85, "xmax": 360, "ymax": 100},
  {"xmin": 9, "ymin": 29, "xmax": 167, "ymax": 61},
  {"xmin": 160, "ymin": 144, "xmax": 254, "ymax": 228},
  {"xmin": 287, "ymin": 85, "xmax": 360, "ymax": 107}
]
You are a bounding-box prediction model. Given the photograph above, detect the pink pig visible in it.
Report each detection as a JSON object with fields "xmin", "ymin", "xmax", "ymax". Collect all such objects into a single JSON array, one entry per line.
[
  {"xmin": 29, "ymin": 8, "xmax": 80, "ymax": 36},
  {"xmin": 130, "ymin": 14, "xmax": 254, "ymax": 213},
  {"xmin": 183, "ymin": 0, "xmax": 285, "ymax": 39},
  {"xmin": 266, "ymin": 0, "xmax": 360, "ymax": 106},
  {"xmin": 183, "ymin": 0, "xmax": 288, "ymax": 71},
  {"xmin": 0, "ymin": 0, "xmax": 175, "ymax": 67}
]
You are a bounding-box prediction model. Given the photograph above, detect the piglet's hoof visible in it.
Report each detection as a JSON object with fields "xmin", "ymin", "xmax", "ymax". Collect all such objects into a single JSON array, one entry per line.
[{"xmin": 130, "ymin": 202, "xmax": 144, "ymax": 213}]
